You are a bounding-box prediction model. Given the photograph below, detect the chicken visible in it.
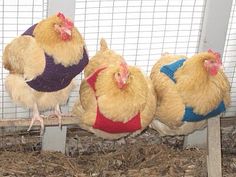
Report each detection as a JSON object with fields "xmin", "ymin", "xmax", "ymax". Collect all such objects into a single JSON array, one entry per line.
[
  {"xmin": 149, "ymin": 50, "xmax": 231, "ymax": 136},
  {"xmin": 83, "ymin": 39, "xmax": 124, "ymax": 77},
  {"xmin": 3, "ymin": 12, "xmax": 88, "ymax": 134},
  {"xmin": 72, "ymin": 39, "xmax": 156, "ymax": 139}
]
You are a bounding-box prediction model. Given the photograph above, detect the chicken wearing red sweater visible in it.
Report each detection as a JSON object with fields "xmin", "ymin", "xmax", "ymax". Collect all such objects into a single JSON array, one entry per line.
[
  {"xmin": 3, "ymin": 13, "xmax": 88, "ymax": 134},
  {"xmin": 149, "ymin": 50, "xmax": 230, "ymax": 135},
  {"xmin": 72, "ymin": 39, "xmax": 156, "ymax": 139}
]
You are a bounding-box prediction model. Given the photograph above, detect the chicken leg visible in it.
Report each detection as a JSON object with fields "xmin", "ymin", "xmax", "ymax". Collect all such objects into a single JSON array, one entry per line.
[
  {"xmin": 54, "ymin": 104, "xmax": 63, "ymax": 128},
  {"xmin": 27, "ymin": 103, "xmax": 44, "ymax": 135}
]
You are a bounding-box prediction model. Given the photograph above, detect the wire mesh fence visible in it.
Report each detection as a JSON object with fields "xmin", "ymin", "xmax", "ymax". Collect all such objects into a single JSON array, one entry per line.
[
  {"xmin": 72, "ymin": 0, "xmax": 206, "ymax": 110},
  {"xmin": 0, "ymin": 0, "xmax": 48, "ymax": 119},
  {"xmin": 0, "ymin": 0, "xmax": 235, "ymax": 120},
  {"xmin": 223, "ymin": 0, "xmax": 236, "ymax": 117},
  {"xmin": 75, "ymin": 0, "xmax": 206, "ymax": 70}
]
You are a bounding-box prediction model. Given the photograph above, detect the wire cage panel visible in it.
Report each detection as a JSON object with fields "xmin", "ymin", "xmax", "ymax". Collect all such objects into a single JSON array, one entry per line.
[
  {"xmin": 0, "ymin": 0, "xmax": 48, "ymax": 119},
  {"xmin": 0, "ymin": 0, "xmax": 235, "ymax": 120},
  {"xmin": 223, "ymin": 0, "xmax": 236, "ymax": 117},
  {"xmin": 73, "ymin": 0, "xmax": 206, "ymax": 111},
  {"xmin": 75, "ymin": 0, "xmax": 206, "ymax": 71}
]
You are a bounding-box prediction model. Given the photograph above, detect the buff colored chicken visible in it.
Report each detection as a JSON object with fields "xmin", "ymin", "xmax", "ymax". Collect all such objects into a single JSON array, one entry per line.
[
  {"xmin": 72, "ymin": 39, "xmax": 156, "ymax": 139},
  {"xmin": 149, "ymin": 50, "xmax": 230, "ymax": 135},
  {"xmin": 3, "ymin": 12, "xmax": 88, "ymax": 134}
]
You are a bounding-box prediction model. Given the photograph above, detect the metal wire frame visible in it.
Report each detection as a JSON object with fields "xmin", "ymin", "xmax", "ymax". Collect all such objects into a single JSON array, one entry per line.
[
  {"xmin": 75, "ymin": 0, "xmax": 206, "ymax": 73},
  {"xmin": 0, "ymin": 0, "xmax": 48, "ymax": 119},
  {"xmin": 223, "ymin": 0, "xmax": 236, "ymax": 117},
  {"xmin": 1, "ymin": 0, "xmax": 235, "ymax": 120}
]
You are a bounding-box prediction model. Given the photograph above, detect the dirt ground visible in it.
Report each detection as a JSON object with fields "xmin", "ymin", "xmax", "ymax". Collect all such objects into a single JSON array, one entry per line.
[{"xmin": 0, "ymin": 126, "xmax": 235, "ymax": 177}]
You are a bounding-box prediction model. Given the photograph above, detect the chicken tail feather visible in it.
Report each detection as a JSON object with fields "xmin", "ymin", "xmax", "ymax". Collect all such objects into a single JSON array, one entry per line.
[{"xmin": 100, "ymin": 38, "xmax": 108, "ymax": 52}]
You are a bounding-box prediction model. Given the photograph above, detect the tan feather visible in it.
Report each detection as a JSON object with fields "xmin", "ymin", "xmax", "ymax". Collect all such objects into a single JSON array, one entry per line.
[
  {"xmin": 3, "ymin": 36, "xmax": 45, "ymax": 81},
  {"xmin": 5, "ymin": 74, "xmax": 75, "ymax": 110},
  {"xmin": 150, "ymin": 52, "xmax": 231, "ymax": 135},
  {"xmin": 96, "ymin": 66, "xmax": 148, "ymax": 122},
  {"xmin": 3, "ymin": 13, "xmax": 86, "ymax": 117},
  {"xmin": 33, "ymin": 14, "xmax": 85, "ymax": 67},
  {"xmin": 84, "ymin": 39, "xmax": 124, "ymax": 77},
  {"xmin": 72, "ymin": 39, "xmax": 156, "ymax": 139}
]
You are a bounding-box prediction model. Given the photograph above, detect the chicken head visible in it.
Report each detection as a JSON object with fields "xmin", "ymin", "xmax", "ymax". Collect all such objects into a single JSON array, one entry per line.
[
  {"xmin": 204, "ymin": 49, "xmax": 222, "ymax": 76},
  {"xmin": 114, "ymin": 62, "xmax": 130, "ymax": 89},
  {"xmin": 54, "ymin": 12, "xmax": 74, "ymax": 41}
]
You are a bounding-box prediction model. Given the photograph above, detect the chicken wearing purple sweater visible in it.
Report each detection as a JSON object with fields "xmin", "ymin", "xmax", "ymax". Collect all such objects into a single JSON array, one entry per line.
[{"xmin": 3, "ymin": 13, "xmax": 88, "ymax": 134}]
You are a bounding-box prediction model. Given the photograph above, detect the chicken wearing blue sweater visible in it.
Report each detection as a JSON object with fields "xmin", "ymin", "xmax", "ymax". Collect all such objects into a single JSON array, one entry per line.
[
  {"xmin": 149, "ymin": 50, "xmax": 230, "ymax": 135},
  {"xmin": 3, "ymin": 13, "xmax": 88, "ymax": 134}
]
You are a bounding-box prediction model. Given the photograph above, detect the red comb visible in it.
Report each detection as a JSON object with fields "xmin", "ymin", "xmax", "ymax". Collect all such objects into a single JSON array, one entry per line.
[
  {"xmin": 120, "ymin": 61, "xmax": 127, "ymax": 68},
  {"xmin": 208, "ymin": 49, "xmax": 222, "ymax": 64},
  {"xmin": 64, "ymin": 18, "xmax": 74, "ymax": 28},
  {"xmin": 120, "ymin": 62, "xmax": 129, "ymax": 76},
  {"xmin": 57, "ymin": 12, "xmax": 65, "ymax": 21},
  {"xmin": 57, "ymin": 12, "xmax": 74, "ymax": 28}
]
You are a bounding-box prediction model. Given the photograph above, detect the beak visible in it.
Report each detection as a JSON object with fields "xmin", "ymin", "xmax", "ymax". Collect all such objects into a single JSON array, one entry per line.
[
  {"xmin": 122, "ymin": 76, "xmax": 128, "ymax": 84},
  {"xmin": 216, "ymin": 63, "xmax": 223, "ymax": 70},
  {"xmin": 63, "ymin": 28, "xmax": 72, "ymax": 36},
  {"xmin": 54, "ymin": 24, "xmax": 60, "ymax": 31}
]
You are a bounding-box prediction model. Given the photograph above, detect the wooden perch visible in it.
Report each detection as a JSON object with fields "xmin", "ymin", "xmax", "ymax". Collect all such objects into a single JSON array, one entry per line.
[
  {"xmin": 0, "ymin": 116, "xmax": 235, "ymax": 128},
  {"xmin": 0, "ymin": 116, "xmax": 79, "ymax": 127}
]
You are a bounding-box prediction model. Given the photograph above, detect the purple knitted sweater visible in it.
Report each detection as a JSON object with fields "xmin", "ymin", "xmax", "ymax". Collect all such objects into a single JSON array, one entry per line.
[{"xmin": 22, "ymin": 24, "xmax": 88, "ymax": 92}]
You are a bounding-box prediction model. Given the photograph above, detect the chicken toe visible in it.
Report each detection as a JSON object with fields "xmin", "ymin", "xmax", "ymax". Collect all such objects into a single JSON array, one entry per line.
[{"xmin": 27, "ymin": 103, "xmax": 44, "ymax": 135}]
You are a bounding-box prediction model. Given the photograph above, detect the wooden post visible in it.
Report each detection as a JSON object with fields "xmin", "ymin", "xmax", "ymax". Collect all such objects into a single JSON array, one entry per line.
[
  {"xmin": 184, "ymin": 0, "xmax": 233, "ymax": 176},
  {"xmin": 42, "ymin": 0, "xmax": 76, "ymax": 153},
  {"xmin": 207, "ymin": 116, "xmax": 222, "ymax": 177}
]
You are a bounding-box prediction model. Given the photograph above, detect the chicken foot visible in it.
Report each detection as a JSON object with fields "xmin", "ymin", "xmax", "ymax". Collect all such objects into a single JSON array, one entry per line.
[
  {"xmin": 48, "ymin": 104, "xmax": 67, "ymax": 128},
  {"xmin": 27, "ymin": 103, "xmax": 44, "ymax": 135},
  {"xmin": 48, "ymin": 104, "xmax": 72, "ymax": 128}
]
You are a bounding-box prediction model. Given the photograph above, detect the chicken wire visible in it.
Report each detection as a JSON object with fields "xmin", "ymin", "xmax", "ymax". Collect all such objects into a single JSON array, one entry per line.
[
  {"xmin": 0, "ymin": 0, "xmax": 235, "ymax": 120},
  {"xmin": 71, "ymin": 0, "xmax": 206, "ymax": 108},
  {"xmin": 223, "ymin": 0, "xmax": 236, "ymax": 117},
  {"xmin": 0, "ymin": 0, "xmax": 48, "ymax": 119}
]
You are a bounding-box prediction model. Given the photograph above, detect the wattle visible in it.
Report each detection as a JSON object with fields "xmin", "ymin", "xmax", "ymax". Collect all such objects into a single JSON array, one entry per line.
[{"xmin": 209, "ymin": 67, "xmax": 218, "ymax": 76}]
